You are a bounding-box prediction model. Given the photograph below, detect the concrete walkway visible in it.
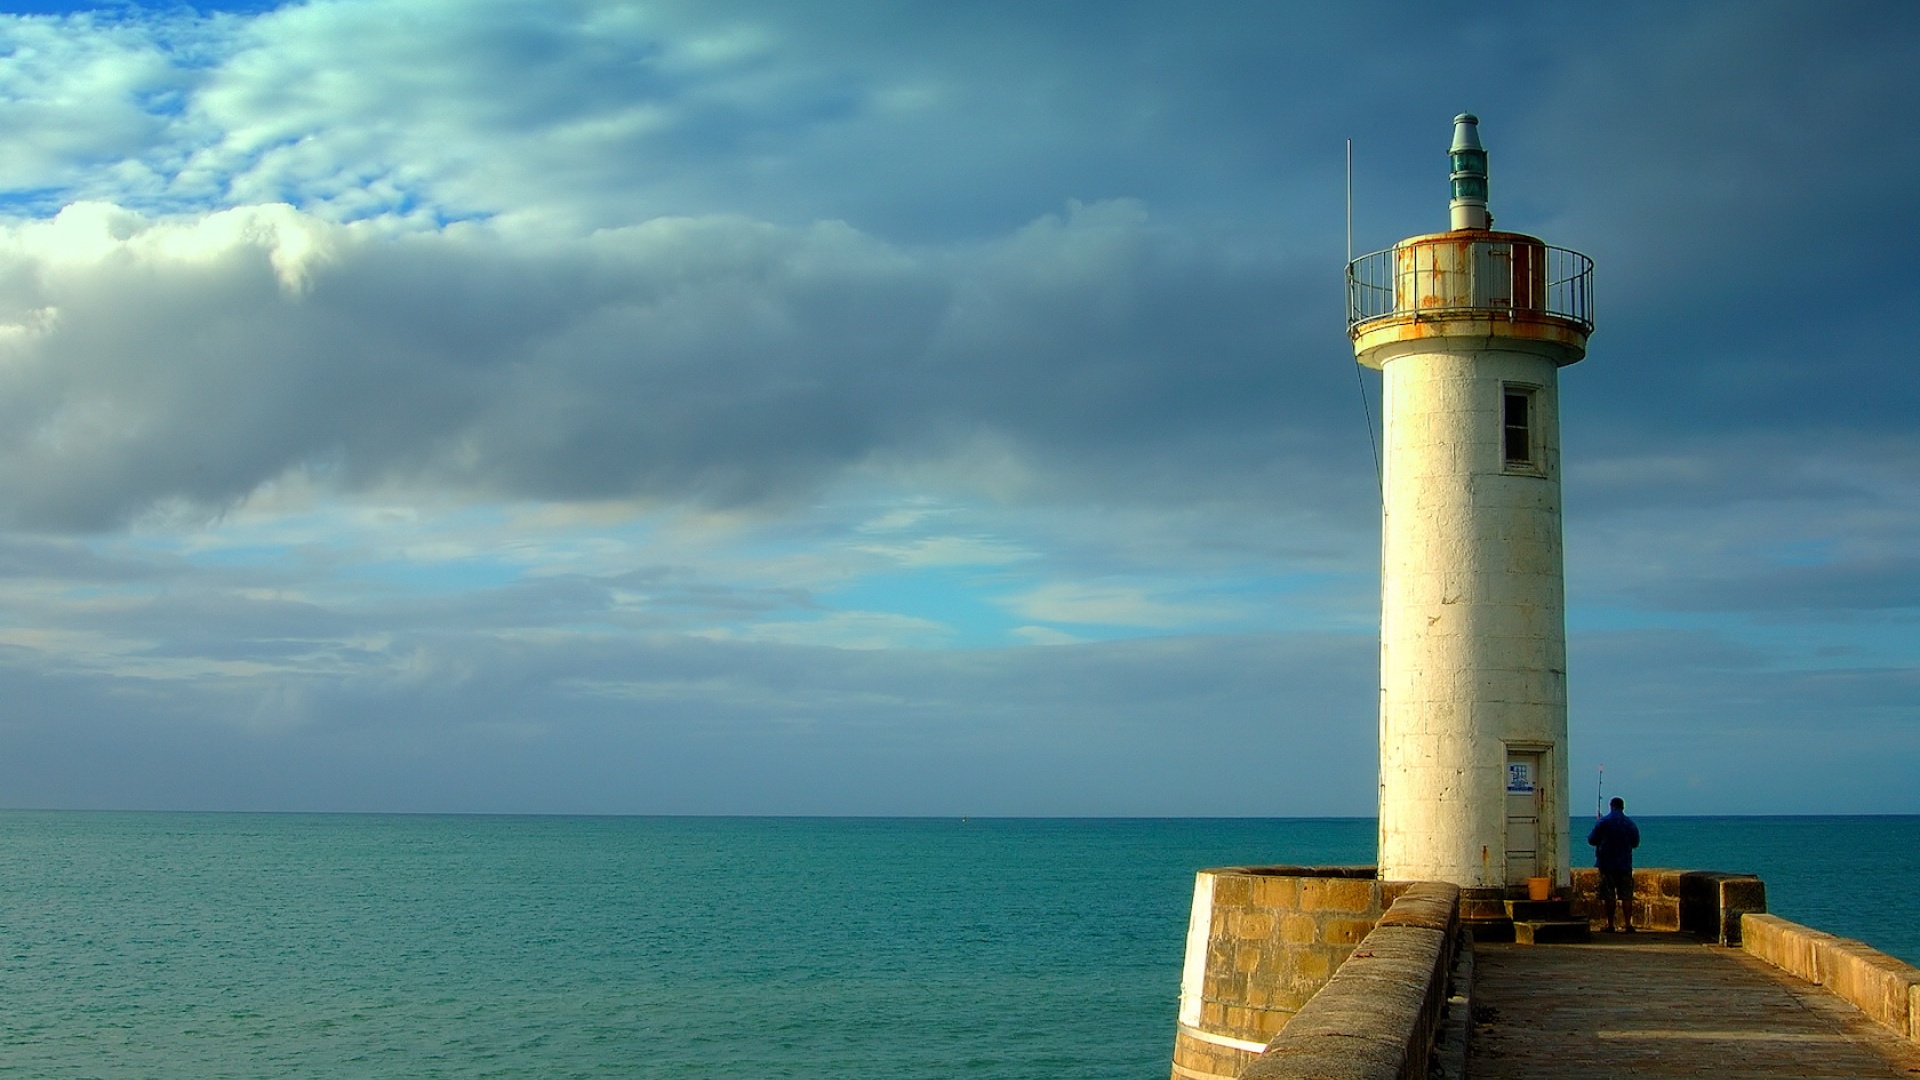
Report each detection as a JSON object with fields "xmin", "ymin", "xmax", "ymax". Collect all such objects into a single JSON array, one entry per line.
[{"xmin": 1468, "ymin": 932, "xmax": 1920, "ymax": 1078}]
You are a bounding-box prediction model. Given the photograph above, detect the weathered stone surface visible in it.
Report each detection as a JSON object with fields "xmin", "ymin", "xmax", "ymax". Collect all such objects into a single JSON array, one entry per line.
[
  {"xmin": 1375, "ymin": 884, "xmax": 1456, "ymax": 931},
  {"xmin": 1718, "ymin": 878, "xmax": 1767, "ymax": 936},
  {"xmin": 1457, "ymin": 887, "xmax": 1509, "ymax": 923},
  {"xmin": 1502, "ymin": 898, "xmax": 1571, "ymax": 922},
  {"xmin": 1823, "ymin": 941, "xmax": 1920, "ymax": 1036},
  {"xmin": 1472, "ymin": 931, "xmax": 1920, "ymax": 1078},
  {"xmin": 1277, "ymin": 913, "xmax": 1316, "ymax": 945},
  {"xmin": 1171, "ymin": 868, "xmax": 1401, "ymax": 1080},
  {"xmin": 1242, "ymin": 1034, "xmax": 1404, "ymax": 1080},
  {"xmin": 1742, "ymin": 912, "xmax": 1841, "ymax": 985},
  {"xmin": 1677, "ymin": 871, "xmax": 1767, "ymax": 945},
  {"xmin": 1214, "ymin": 874, "xmax": 1251, "ymax": 906},
  {"xmin": 1322, "ymin": 918, "xmax": 1375, "ymax": 945},
  {"xmin": 1514, "ymin": 919, "xmax": 1589, "ymax": 944},
  {"xmin": 1171, "ymin": 1028, "xmax": 1258, "ymax": 1080},
  {"xmin": 1289, "ymin": 949, "xmax": 1332, "ymax": 987},
  {"xmin": 1235, "ymin": 884, "xmax": 1460, "ymax": 1080},
  {"xmin": 1301, "ymin": 876, "xmax": 1378, "ymax": 914},
  {"xmin": 1247, "ymin": 875, "xmax": 1298, "ymax": 910},
  {"xmin": 1367, "ymin": 316, "xmax": 1579, "ymax": 889},
  {"xmin": 1243, "ymin": 1036, "xmax": 1404, "ymax": 1080},
  {"xmin": 1569, "ymin": 867, "xmax": 1733, "ymax": 933},
  {"xmin": 1744, "ymin": 913, "xmax": 1920, "ymax": 1043}
]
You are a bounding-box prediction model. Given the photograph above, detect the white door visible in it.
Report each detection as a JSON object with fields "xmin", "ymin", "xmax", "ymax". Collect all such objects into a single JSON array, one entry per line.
[{"xmin": 1505, "ymin": 753, "xmax": 1541, "ymax": 885}]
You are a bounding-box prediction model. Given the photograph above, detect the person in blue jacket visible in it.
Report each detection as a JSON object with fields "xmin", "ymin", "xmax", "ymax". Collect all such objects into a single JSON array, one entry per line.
[{"xmin": 1588, "ymin": 797, "xmax": 1640, "ymax": 933}]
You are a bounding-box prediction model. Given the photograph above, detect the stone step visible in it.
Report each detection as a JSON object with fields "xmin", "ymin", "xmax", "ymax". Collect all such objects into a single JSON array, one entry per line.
[
  {"xmin": 1464, "ymin": 917, "xmax": 1516, "ymax": 943},
  {"xmin": 1506, "ymin": 899, "xmax": 1573, "ymax": 922},
  {"xmin": 1514, "ymin": 919, "xmax": 1592, "ymax": 945}
]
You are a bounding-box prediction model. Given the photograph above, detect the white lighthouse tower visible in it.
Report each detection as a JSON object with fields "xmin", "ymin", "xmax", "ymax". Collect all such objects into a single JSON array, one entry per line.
[{"xmin": 1346, "ymin": 115, "xmax": 1593, "ymax": 895}]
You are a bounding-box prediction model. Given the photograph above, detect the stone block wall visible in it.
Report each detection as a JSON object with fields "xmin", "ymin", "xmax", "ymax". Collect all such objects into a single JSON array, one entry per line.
[
  {"xmin": 1679, "ymin": 871, "xmax": 1767, "ymax": 945},
  {"xmin": 1170, "ymin": 867, "xmax": 1412, "ymax": 1080},
  {"xmin": 1569, "ymin": 867, "xmax": 1681, "ymax": 929},
  {"xmin": 1742, "ymin": 913, "xmax": 1920, "ymax": 1042},
  {"xmin": 1240, "ymin": 882, "xmax": 1463, "ymax": 1080},
  {"xmin": 1568, "ymin": 867, "xmax": 1763, "ymax": 941}
]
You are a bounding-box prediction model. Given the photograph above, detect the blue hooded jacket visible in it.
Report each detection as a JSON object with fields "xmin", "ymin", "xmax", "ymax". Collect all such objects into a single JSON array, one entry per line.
[{"xmin": 1587, "ymin": 809, "xmax": 1640, "ymax": 874}]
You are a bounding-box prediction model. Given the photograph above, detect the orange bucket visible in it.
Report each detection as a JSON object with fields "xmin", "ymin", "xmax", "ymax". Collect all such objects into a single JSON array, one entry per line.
[{"xmin": 1526, "ymin": 876, "xmax": 1552, "ymax": 901}]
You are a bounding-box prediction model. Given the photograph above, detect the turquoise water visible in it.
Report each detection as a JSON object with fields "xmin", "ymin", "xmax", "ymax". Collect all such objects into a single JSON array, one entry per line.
[
  {"xmin": 0, "ymin": 814, "xmax": 1911, "ymax": 1078},
  {"xmin": 1630, "ymin": 815, "xmax": 1920, "ymax": 962}
]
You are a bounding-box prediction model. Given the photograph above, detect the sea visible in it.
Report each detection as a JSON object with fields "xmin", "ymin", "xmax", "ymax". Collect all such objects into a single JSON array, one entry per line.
[{"xmin": 0, "ymin": 813, "xmax": 1914, "ymax": 1078}]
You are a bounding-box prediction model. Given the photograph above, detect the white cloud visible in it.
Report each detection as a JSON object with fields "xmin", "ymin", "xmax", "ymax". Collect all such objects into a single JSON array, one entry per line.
[
  {"xmin": 694, "ymin": 610, "xmax": 952, "ymax": 650},
  {"xmin": 166, "ymin": 0, "xmax": 913, "ymax": 230},
  {"xmin": 1011, "ymin": 625, "xmax": 1084, "ymax": 646},
  {"xmin": 0, "ymin": 195, "xmax": 1331, "ymax": 532},
  {"xmin": 1003, "ymin": 581, "xmax": 1237, "ymax": 629},
  {"xmin": 856, "ymin": 535, "xmax": 1031, "ymax": 568},
  {"xmin": 0, "ymin": 13, "xmax": 199, "ymax": 201}
]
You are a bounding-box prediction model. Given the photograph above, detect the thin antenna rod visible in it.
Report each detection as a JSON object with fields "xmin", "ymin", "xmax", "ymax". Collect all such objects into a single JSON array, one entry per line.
[{"xmin": 1347, "ymin": 137, "xmax": 1381, "ymax": 493}]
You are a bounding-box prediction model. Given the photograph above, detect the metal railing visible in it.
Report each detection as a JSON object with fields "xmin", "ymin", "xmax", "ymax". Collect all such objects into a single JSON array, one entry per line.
[{"xmin": 1346, "ymin": 241, "xmax": 1593, "ymax": 333}]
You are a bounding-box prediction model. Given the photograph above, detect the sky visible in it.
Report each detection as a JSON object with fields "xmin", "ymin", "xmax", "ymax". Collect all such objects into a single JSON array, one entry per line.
[{"xmin": 0, "ymin": 0, "xmax": 1913, "ymax": 816}]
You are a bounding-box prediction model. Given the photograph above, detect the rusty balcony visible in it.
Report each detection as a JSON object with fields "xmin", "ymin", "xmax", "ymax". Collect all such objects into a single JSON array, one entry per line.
[{"xmin": 1346, "ymin": 232, "xmax": 1594, "ymax": 337}]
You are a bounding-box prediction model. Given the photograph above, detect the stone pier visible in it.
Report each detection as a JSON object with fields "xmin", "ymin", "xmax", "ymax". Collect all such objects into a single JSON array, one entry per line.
[
  {"xmin": 1186, "ymin": 869, "xmax": 1920, "ymax": 1080},
  {"xmin": 1470, "ymin": 932, "xmax": 1920, "ymax": 1078}
]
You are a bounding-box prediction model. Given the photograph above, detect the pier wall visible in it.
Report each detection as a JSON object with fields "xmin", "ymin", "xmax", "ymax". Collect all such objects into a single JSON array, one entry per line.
[
  {"xmin": 1567, "ymin": 867, "xmax": 1765, "ymax": 943},
  {"xmin": 1239, "ymin": 882, "xmax": 1463, "ymax": 1080},
  {"xmin": 1742, "ymin": 913, "xmax": 1920, "ymax": 1043},
  {"xmin": 1170, "ymin": 867, "xmax": 1412, "ymax": 1080},
  {"xmin": 1170, "ymin": 864, "xmax": 1767, "ymax": 1079}
]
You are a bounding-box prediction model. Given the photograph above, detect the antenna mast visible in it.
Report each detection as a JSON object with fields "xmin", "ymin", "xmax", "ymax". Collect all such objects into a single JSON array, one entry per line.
[{"xmin": 1346, "ymin": 138, "xmax": 1353, "ymax": 264}]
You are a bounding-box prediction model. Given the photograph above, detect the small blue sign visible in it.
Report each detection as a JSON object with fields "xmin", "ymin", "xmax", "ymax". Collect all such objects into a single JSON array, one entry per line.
[{"xmin": 1506, "ymin": 762, "xmax": 1535, "ymax": 794}]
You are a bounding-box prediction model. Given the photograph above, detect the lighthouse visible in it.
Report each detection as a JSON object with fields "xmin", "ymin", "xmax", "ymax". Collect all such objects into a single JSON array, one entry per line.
[{"xmin": 1346, "ymin": 115, "xmax": 1593, "ymax": 893}]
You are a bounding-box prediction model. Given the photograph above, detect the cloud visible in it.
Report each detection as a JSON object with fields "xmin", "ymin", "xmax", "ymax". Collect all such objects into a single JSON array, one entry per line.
[
  {"xmin": 0, "ymin": 196, "xmax": 1345, "ymax": 533},
  {"xmin": 0, "ymin": 12, "xmax": 200, "ymax": 206},
  {"xmin": 1003, "ymin": 581, "xmax": 1237, "ymax": 629},
  {"xmin": 3, "ymin": 1, "xmax": 1908, "ymax": 544},
  {"xmin": 0, "ymin": 628, "xmax": 1380, "ymax": 814},
  {"xmin": 1011, "ymin": 625, "xmax": 1084, "ymax": 646},
  {"xmin": 1565, "ymin": 434, "xmax": 1920, "ymax": 618},
  {"xmin": 0, "ymin": 0, "xmax": 1914, "ymax": 815},
  {"xmin": 856, "ymin": 535, "xmax": 1032, "ymax": 568},
  {"xmin": 694, "ymin": 610, "xmax": 953, "ymax": 650},
  {"xmin": 1661, "ymin": 556, "xmax": 1920, "ymax": 616},
  {"xmin": 1570, "ymin": 628, "xmax": 1920, "ymax": 814},
  {"xmin": 186, "ymin": 0, "xmax": 833, "ymax": 226},
  {"xmin": 0, "ymin": 532, "xmax": 172, "ymax": 582}
]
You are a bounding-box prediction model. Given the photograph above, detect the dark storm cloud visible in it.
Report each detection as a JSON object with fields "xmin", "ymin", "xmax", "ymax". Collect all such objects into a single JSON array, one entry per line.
[{"xmin": 1529, "ymin": 1, "xmax": 1920, "ymax": 442}]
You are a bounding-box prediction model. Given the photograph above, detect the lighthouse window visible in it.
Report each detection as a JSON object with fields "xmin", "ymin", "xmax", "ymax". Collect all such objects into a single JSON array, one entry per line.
[{"xmin": 1503, "ymin": 390, "xmax": 1533, "ymax": 466}]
